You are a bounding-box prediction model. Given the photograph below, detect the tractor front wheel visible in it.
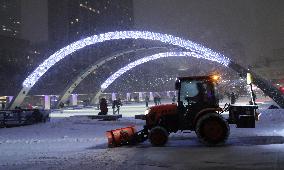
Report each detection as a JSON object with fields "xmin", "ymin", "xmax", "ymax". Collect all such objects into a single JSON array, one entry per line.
[
  {"xmin": 149, "ymin": 126, "xmax": 168, "ymax": 146},
  {"xmin": 196, "ymin": 113, "xmax": 230, "ymax": 146}
]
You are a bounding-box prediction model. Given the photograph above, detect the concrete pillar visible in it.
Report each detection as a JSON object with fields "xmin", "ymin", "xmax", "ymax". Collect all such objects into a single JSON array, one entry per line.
[
  {"xmin": 167, "ymin": 91, "xmax": 171, "ymax": 98},
  {"xmin": 44, "ymin": 95, "xmax": 50, "ymax": 110},
  {"xmin": 71, "ymin": 94, "xmax": 78, "ymax": 106},
  {"xmin": 149, "ymin": 92, "xmax": 154, "ymax": 101},
  {"xmin": 7, "ymin": 96, "xmax": 13, "ymax": 102},
  {"xmin": 112, "ymin": 93, "xmax": 116, "ymax": 101},
  {"xmin": 126, "ymin": 93, "xmax": 131, "ymax": 101},
  {"xmin": 5, "ymin": 96, "xmax": 13, "ymax": 109},
  {"xmin": 139, "ymin": 92, "xmax": 143, "ymax": 101}
]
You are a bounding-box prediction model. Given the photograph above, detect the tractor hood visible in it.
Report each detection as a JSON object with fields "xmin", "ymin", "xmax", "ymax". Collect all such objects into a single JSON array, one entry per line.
[
  {"xmin": 145, "ymin": 103, "xmax": 178, "ymax": 128},
  {"xmin": 149, "ymin": 103, "xmax": 178, "ymax": 114}
]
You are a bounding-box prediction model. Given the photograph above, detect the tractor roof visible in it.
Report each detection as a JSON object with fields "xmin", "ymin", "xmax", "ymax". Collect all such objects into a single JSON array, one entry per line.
[{"xmin": 177, "ymin": 76, "xmax": 213, "ymax": 82}]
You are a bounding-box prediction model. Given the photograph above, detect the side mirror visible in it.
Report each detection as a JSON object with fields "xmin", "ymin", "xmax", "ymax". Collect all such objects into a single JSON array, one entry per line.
[{"xmin": 175, "ymin": 80, "xmax": 181, "ymax": 90}]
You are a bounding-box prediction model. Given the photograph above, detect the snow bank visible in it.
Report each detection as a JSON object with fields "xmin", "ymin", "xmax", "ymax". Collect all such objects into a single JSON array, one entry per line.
[{"xmin": 258, "ymin": 109, "xmax": 284, "ymax": 122}]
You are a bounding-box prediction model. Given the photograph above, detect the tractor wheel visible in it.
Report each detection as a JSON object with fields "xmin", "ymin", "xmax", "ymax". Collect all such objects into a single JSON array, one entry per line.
[
  {"xmin": 195, "ymin": 113, "xmax": 230, "ymax": 146},
  {"xmin": 149, "ymin": 126, "xmax": 168, "ymax": 146}
]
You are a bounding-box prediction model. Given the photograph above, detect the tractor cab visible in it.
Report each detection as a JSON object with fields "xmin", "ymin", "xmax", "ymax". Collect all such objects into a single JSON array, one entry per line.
[
  {"xmin": 175, "ymin": 76, "xmax": 219, "ymax": 111},
  {"xmin": 175, "ymin": 76, "xmax": 220, "ymax": 129}
]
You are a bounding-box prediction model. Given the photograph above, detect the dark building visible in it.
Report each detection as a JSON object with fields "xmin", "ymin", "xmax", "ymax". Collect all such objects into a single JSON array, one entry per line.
[
  {"xmin": 0, "ymin": 1, "xmax": 40, "ymax": 95},
  {"xmin": 48, "ymin": 0, "xmax": 134, "ymax": 49},
  {"xmin": 0, "ymin": 35, "xmax": 31, "ymax": 95},
  {"xmin": 0, "ymin": 0, "xmax": 21, "ymax": 38},
  {"xmin": 0, "ymin": 0, "xmax": 48, "ymax": 96},
  {"xmin": 31, "ymin": 0, "xmax": 135, "ymax": 95},
  {"xmin": 0, "ymin": 0, "xmax": 135, "ymax": 96}
]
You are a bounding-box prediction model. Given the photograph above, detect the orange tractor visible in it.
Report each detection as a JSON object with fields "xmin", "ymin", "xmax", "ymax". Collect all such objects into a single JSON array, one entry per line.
[{"xmin": 106, "ymin": 75, "xmax": 258, "ymax": 147}]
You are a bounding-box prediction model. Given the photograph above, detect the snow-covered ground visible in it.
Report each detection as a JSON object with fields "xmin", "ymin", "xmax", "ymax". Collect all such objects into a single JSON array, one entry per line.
[{"xmin": 0, "ymin": 101, "xmax": 284, "ymax": 170}]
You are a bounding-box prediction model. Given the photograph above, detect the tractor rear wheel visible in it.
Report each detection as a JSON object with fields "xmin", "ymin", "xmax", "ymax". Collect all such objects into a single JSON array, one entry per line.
[
  {"xmin": 195, "ymin": 113, "xmax": 229, "ymax": 146},
  {"xmin": 149, "ymin": 126, "xmax": 168, "ymax": 146}
]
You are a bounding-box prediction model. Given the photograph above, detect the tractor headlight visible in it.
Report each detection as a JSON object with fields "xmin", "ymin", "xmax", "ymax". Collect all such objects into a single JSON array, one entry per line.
[{"xmin": 144, "ymin": 109, "xmax": 150, "ymax": 115}]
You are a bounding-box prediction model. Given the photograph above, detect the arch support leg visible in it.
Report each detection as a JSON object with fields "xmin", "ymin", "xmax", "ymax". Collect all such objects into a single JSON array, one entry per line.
[{"xmin": 229, "ymin": 62, "xmax": 284, "ymax": 108}]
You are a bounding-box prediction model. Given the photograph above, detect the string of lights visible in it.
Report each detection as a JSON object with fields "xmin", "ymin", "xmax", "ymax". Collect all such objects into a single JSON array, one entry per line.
[
  {"xmin": 22, "ymin": 31, "xmax": 231, "ymax": 88},
  {"xmin": 101, "ymin": 52, "xmax": 200, "ymax": 89}
]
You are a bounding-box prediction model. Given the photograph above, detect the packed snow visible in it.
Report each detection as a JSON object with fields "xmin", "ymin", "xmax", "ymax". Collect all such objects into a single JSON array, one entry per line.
[{"xmin": 0, "ymin": 102, "xmax": 283, "ymax": 170}]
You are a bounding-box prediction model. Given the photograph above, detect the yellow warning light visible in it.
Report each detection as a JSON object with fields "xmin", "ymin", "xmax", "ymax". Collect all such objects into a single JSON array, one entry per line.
[
  {"xmin": 211, "ymin": 75, "xmax": 220, "ymax": 81},
  {"xmin": 247, "ymin": 73, "xmax": 253, "ymax": 84}
]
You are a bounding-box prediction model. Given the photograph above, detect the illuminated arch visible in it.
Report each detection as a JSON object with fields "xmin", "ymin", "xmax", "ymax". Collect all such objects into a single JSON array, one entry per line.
[
  {"xmin": 56, "ymin": 46, "xmax": 170, "ymax": 106},
  {"xmin": 101, "ymin": 51, "xmax": 212, "ymax": 89},
  {"xmin": 10, "ymin": 31, "xmax": 230, "ymax": 109},
  {"xmin": 9, "ymin": 31, "xmax": 284, "ymax": 109},
  {"xmin": 91, "ymin": 51, "xmax": 213, "ymax": 103},
  {"xmin": 23, "ymin": 31, "xmax": 230, "ymax": 88}
]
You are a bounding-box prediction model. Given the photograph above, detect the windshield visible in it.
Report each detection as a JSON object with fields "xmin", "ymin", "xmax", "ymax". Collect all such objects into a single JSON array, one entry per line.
[
  {"xmin": 180, "ymin": 80, "xmax": 200, "ymax": 104},
  {"xmin": 179, "ymin": 80, "xmax": 217, "ymax": 106}
]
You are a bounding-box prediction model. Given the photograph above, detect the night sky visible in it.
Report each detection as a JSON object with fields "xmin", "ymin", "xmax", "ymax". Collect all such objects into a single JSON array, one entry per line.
[
  {"xmin": 0, "ymin": 0, "xmax": 283, "ymax": 97},
  {"xmin": 134, "ymin": 0, "xmax": 284, "ymax": 68}
]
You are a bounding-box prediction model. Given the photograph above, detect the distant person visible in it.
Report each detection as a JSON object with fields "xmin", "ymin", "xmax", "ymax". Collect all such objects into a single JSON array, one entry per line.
[
  {"xmin": 145, "ymin": 95, "xmax": 149, "ymax": 108},
  {"xmin": 27, "ymin": 103, "xmax": 33, "ymax": 109},
  {"xmin": 59, "ymin": 102, "xmax": 64, "ymax": 108},
  {"xmin": 66, "ymin": 100, "xmax": 70, "ymax": 106},
  {"xmin": 154, "ymin": 96, "xmax": 158, "ymax": 105},
  {"xmin": 230, "ymin": 92, "xmax": 236, "ymax": 104},
  {"xmin": 1, "ymin": 102, "xmax": 5, "ymax": 110},
  {"xmin": 134, "ymin": 96, "xmax": 139, "ymax": 103},
  {"xmin": 112, "ymin": 100, "xmax": 116, "ymax": 114},
  {"xmin": 117, "ymin": 97, "xmax": 122, "ymax": 106},
  {"xmin": 157, "ymin": 96, "xmax": 161, "ymax": 105},
  {"xmin": 83, "ymin": 99, "xmax": 89, "ymax": 107},
  {"xmin": 15, "ymin": 106, "xmax": 22, "ymax": 110},
  {"xmin": 108, "ymin": 97, "xmax": 112, "ymax": 105},
  {"xmin": 112, "ymin": 98, "xmax": 122, "ymax": 114},
  {"xmin": 117, "ymin": 98, "xmax": 122, "ymax": 114},
  {"xmin": 98, "ymin": 98, "xmax": 108, "ymax": 115},
  {"xmin": 191, "ymin": 83, "xmax": 206, "ymax": 104},
  {"xmin": 172, "ymin": 95, "xmax": 176, "ymax": 103}
]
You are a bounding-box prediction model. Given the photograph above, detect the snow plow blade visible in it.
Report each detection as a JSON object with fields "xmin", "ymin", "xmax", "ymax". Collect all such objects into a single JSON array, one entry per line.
[
  {"xmin": 106, "ymin": 126, "xmax": 149, "ymax": 147},
  {"xmin": 106, "ymin": 126, "xmax": 136, "ymax": 147}
]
